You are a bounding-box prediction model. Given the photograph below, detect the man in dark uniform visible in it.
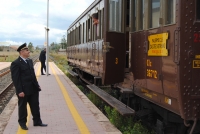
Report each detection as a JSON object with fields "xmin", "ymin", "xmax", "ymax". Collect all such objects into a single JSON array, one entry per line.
[
  {"xmin": 39, "ymin": 48, "xmax": 46, "ymax": 75},
  {"xmin": 10, "ymin": 43, "xmax": 47, "ymax": 130}
]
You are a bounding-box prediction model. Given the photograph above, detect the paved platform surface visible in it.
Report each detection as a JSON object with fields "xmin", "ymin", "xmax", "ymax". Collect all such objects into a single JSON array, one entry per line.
[
  {"xmin": 1, "ymin": 62, "xmax": 121, "ymax": 134},
  {"xmin": 0, "ymin": 62, "xmax": 11, "ymax": 70}
]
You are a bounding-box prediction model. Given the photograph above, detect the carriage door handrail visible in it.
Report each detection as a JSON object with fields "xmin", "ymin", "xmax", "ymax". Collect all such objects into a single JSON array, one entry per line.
[
  {"xmin": 173, "ymin": 28, "xmax": 180, "ymax": 64},
  {"xmin": 92, "ymin": 42, "xmax": 97, "ymax": 56}
]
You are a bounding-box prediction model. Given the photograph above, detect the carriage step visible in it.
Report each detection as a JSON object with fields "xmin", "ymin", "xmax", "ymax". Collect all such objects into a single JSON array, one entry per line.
[
  {"xmin": 136, "ymin": 109, "xmax": 152, "ymax": 118},
  {"xmin": 117, "ymin": 86, "xmax": 134, "ymax": 94},
  {"xmin": 67, "ymin": 69, "xmax": 78, "ymax": 77},
  {"xmin": 87, "ymin": 84, "xmax": 135, "ymax": 116}
]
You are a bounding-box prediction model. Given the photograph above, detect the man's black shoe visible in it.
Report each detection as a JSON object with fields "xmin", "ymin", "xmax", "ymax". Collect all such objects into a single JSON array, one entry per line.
[
  {"xmin": 34, "ymin": 123, "xmax": 48, "ymax": 127},
  {"xmin": 41, "ymin": 74, "xmax": 45, "ymax": 75},
  {"xmin": 20, "ymin": 125, "xmax": 28, "ymax": 130}
]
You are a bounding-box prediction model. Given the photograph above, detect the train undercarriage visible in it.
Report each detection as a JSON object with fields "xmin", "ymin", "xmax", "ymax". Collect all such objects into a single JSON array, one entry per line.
[{"xmin": 69, "ymin": 66, "xmax": 200, "ymax": 134}]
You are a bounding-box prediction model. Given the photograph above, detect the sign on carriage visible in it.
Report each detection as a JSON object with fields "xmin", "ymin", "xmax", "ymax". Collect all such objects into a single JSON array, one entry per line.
[{"xmin": 148, "ymin": 33, "xmax": 168, "ymax": 56}]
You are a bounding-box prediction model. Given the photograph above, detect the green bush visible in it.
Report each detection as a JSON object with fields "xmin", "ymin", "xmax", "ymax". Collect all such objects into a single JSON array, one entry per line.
[
  {"xmin": 104, "ymin": 106, "xmax": 155, "ymax": 134},
  {"xmin": 87, "ymin": 92, "xmax": 102, "ymax": 107}
]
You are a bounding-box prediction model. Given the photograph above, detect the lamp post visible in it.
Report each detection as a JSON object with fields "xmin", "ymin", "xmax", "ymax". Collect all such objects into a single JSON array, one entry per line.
[
  {"xmin": 9, "ymin": 44, "xmax": 10, "ymax": 62},
  {"xmin": 46, "ymin": 0, "xmax": 49, "ymax": 76}
]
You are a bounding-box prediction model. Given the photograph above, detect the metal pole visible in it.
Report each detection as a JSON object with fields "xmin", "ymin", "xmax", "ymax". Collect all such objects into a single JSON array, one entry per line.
[
  {"xmin": 46, "ymin": 0, "xmax": 49, "ymax": 76},
  {"xmin": 9, "ymin": 44, "xmax": 10, "ymax": 62}
]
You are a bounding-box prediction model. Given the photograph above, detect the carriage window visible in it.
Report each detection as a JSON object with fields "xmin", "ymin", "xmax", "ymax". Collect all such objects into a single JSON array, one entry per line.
[
  {"xmin": 196, "ymin": 0, "xmax": 200, "ymax": 20},
  {"xmin": 72, "ymin": 30, "xmax": 74, "ymax": 45},
  {"xmin": 138, "ymin": 0, "xmax": 144, "ymax": 30},
  {"xmin": 86, "ymin": 19, "xmax": 91, "ymax": 42},
  {"xmin": 72, "ymin": 31, "xmax": 74, "ymax": 45},
  {"xmin": 130, "ymin": 0, "xmax": 136, "ymax": 31},
  {"xmin": 67, "ymin": 33, "xmax": 70, "ymax": 46},
  {"xmin": 79, "ymin": 25, "xmax": 81, "ymax": 44},
  {"xmin": 97, "ymin": 11, "xmax": 101, "ymax": 39},
  {"xmin": 101, "ymin": 8, "xmax": 104, "ymax": 38},
  {"xmin": 74, "ymin": 30, "xmax": 76, "ymax": 45},
  {"xmin": 88, "ymin": 19, "xmax": 91, "ymax": 40},
  {"xmin": 83, "ymin": 23, "xmax": 85, "ymax": 43},
  {"xmin": 75, "ymin": 27, "xmax": 78, "ymax": 45},
  {"xmin": 109, "ymin": 0, "xmax": 122, "ymax": 32},
  {"xmin": 150, "ymin": 0, "xmax": 160, "ymax": 28},
  {"xmin": 166, "ymin": 0, "xmax": 175, "ymax": 24}
]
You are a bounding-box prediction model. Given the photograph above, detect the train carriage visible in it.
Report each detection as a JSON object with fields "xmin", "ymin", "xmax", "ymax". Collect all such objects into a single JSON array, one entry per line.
[{"xmin": 67, "ymin": 0, "xmax": 200, "ymax": 133}]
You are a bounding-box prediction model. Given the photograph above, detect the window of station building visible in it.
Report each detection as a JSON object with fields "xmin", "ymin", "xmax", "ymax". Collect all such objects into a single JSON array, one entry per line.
[
  {"xmin": 150, "ymin": 0, "xmax": 160, "ymax": 28},
  {"xmin": 196, "ymin": 0, "xmax": 200, "ymax": 20},
  {"xmin": 109, "ymin": 0, "xmax": 122, "ymax": 32},
  {"xmin": 166, "ymin": 0, "xmax": 175, "ymax": 24}
]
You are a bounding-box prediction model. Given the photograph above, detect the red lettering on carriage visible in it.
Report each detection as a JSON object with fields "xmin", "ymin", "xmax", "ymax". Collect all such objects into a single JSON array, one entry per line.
[
  {"xmin": 151, "ymin": 50, "xmax": 163, "ymax": 54},
  {"xmin": 194, "ymin": 33, "xmax": 200, "ymax": 43}
]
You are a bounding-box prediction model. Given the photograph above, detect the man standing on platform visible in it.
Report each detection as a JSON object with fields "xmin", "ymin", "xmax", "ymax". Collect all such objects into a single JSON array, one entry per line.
[
  {"xmin": 10, "ymin": 43, "xmax": 47, "ymax": 130},
  {"xmin": 39, "ymin": 48, "xmax": 46, "ymax": 75}
]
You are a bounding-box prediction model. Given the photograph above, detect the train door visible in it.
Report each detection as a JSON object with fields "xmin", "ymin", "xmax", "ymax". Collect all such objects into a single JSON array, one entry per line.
[
  {"xmin": 102, "ymin": 0, "xmax": 126, "ymax": 85},
  {"xmin": 146, "ymin": 0, "xmax": 163, "ymax": 95},
  {"xmin": 131, "ymin": 0, "xmax": 165, "ymax": 94}
]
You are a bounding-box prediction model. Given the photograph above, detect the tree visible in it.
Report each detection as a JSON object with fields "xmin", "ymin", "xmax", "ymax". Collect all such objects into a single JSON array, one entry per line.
[
  {"xmin": 61, "ymin": 35, "xmax": 67, "ymax": 49},
  {"xmin": 35, "ymin": 46, "xmax": 40, "ymax": 50},
  {"xmin": 28, "ymin": 42, "xmax": 34, "ymax": 52},
  {"xmin": 50, "ymin": 42, "xmax": 60, "ymax": 52}
]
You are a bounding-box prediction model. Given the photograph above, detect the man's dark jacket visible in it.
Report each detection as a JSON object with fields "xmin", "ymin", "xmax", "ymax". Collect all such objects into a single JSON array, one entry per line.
[
  {"xmin": 39, "ymin": 50, "xmax": 46, "ymax": 62},
  {"xmin": 10, "ymin": 57, "xmax": 41, "ymax": 95}
]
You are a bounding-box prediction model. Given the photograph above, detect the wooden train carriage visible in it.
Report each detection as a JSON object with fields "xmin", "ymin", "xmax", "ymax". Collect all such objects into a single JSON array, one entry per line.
[
  {"xmin": 67, "ymin": 0, "xmax": 105, "ymax": 83},
  {"xmin": 67, "ymin": 0, "xmax": 127, "ymax": 85},
  {"xmin": 130, "ymin": 0, "xmax": 200, "ymax": 127},
  {"xmin": 67, "ymin": 0, "xmax": 200, "ymax": 132}
]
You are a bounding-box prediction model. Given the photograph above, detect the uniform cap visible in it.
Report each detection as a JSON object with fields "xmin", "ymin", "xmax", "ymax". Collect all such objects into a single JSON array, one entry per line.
[{"xmin": 17, "ymin": 43, "xmax": 28, "ymax": 52}]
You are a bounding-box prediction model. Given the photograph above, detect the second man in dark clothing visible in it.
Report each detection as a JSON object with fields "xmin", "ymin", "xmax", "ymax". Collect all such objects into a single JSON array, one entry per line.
[{"xmin": 39, "ymin": 48, "xmax": 46, "ymax": 75}]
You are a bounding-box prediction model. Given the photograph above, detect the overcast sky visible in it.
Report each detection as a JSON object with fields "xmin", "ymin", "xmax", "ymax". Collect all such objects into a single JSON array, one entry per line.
[{"xmin": 0, "ymin": 0, "xmax": 94, "ymax": 47}]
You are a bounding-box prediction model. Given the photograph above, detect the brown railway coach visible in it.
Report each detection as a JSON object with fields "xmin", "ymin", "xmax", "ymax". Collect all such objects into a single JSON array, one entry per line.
[{"xmin": 67, "ymin": 0, "xmax": 200, "ymax": 133}]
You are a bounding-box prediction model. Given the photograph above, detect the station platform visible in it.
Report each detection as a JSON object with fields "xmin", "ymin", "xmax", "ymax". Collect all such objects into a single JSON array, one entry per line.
[
  {"xmin": 1, "ymin": 62, "xmax": 121, "ymax": 134},
  {"xmin": 0, "ymin": 62, "xmax": 11, "ymax": 70}
]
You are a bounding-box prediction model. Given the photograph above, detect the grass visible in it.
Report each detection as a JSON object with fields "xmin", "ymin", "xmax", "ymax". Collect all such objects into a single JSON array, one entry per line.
[
  {"xmin": 0, "ymin": 51, "xmax": 40, "ymax": 62},
  {"xmin": 50, "ymin": 53, "xmax": 69, "ymax": 70},
  {"xmin": 0, "ymin": 52, "xmax": 19, "ymax": 62}
]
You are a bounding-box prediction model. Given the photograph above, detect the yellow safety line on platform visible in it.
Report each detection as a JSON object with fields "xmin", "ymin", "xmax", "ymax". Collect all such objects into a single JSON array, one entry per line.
[
  {"xmin": 50, "ymin": 62, "xmax": 90, "ymax": 134},
  {"xmin": 17, "ymin": 62, "xmax": 41, "ymax": 134}
]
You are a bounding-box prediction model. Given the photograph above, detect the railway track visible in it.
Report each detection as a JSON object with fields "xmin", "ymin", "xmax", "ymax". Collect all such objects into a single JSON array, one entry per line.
[{"xmin": 0, "ymin": 55, "xmax": 39, "ymax": 114}]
